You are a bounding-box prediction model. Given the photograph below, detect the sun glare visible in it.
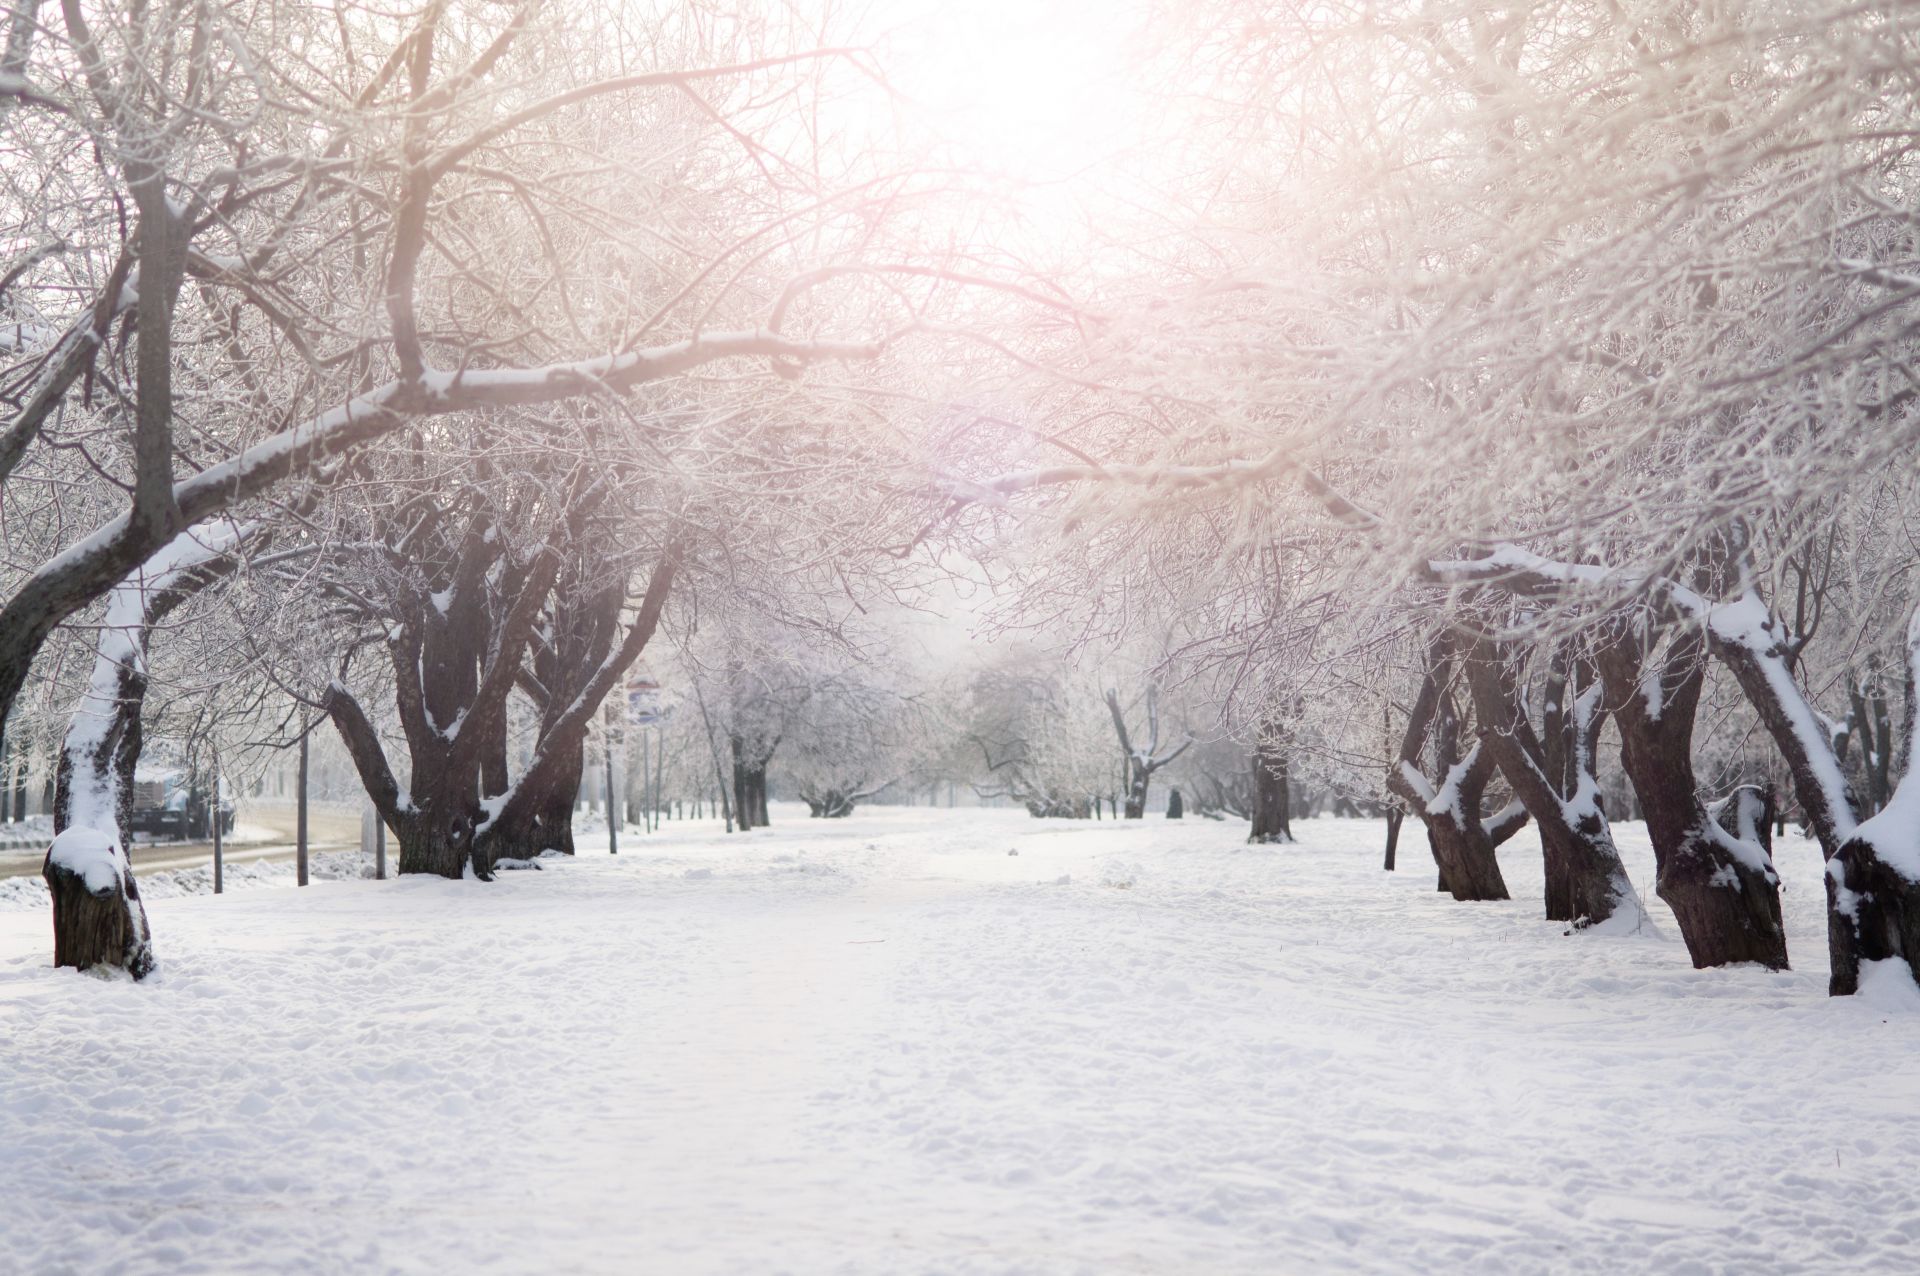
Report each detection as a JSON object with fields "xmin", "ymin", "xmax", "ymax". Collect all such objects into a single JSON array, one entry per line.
[{"xmin": 868, "ymin": 0, "xmax": 1147, "ymax": 187}]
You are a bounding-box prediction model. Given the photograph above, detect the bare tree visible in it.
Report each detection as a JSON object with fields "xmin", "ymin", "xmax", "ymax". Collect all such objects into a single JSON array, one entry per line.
[{"xmin": 1103, "ymin": 685, "xmax": 1190, "ymax": 820}]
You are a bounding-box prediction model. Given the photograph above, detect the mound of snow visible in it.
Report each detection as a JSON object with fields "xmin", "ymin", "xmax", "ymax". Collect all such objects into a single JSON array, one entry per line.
[{"xmin": 45, "ymin": 827, "xmax": 124, "ymax": 895}]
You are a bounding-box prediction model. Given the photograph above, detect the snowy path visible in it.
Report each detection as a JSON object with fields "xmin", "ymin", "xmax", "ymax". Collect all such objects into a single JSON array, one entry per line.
[{"xmin": 3, "ymin": 807, "xmax": 1919, "ymax": 1273}]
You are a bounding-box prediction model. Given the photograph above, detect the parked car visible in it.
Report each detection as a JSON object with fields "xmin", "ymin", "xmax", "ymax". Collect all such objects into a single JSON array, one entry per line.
[{"xmin": 128, "ymin": 768, "xmax": 235, "ymax": 842}]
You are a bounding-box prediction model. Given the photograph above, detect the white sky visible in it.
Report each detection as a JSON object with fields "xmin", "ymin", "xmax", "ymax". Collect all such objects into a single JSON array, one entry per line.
[{"xmin": 860, "ymin": 0, "xmax": 1149, "ymax": 183}]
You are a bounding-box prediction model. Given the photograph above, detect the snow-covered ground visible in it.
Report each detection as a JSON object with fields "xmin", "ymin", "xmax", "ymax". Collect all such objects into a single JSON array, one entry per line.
[{"xmin": 2, "ymin": 806, "xmax": 1916, "ymax": 1274}]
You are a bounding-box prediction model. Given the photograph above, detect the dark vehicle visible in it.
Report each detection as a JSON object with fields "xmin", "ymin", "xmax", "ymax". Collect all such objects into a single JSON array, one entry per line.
[{"xmin": 128, "ymin": 770, "xmax": 236, "ymax": 842}]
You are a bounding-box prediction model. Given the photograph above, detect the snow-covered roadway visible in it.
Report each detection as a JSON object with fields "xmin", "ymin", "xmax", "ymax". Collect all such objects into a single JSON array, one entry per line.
[{"xmin": 2, "ymin": 806, "xmax": 1916, "ymax": 1274}]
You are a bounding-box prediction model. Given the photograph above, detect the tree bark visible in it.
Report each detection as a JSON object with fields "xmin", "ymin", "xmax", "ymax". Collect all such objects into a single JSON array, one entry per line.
[
  {"xmin": 45, "ymin": 522, "xmax": 247, "ymax": 977},
  {"xmin": 1460, "ymin": 635, "xmax": 1644, "ymax": 929},
  {"xmin": 1599, "ymin": 628, "xmax": 1787, "ymax": 969},
  {"xmin": 44, "ymin": 841, "xmax": 153, "ymax": 980},
  {"xmin": 1248, "ymin": 727, "xmax": 1293, "ymax": 844},
  {"xmin": 1386, "ymin": 639, "xmax": 1516, "ymax": 901},
  {"xmin": 1822, "ymin": 614, "xmax": 1920, "ymax": 994},
  {"xmin": 732, "ymin": 745, "xmax": 770, "ymax": 831},
  {"xmin": 1124, "ymin": 757, "xmax": 1150, "ymax": 820},
  {"xmin": 485, "ymin": 738, "xmax": 581, "ymax": 858},
  {"xmin": 1687, "ymin": 588, "xmax": 1865, "ymax": 991}
]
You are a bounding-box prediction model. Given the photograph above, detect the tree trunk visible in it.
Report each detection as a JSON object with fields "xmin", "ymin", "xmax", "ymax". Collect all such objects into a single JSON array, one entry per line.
[
  {"xmin": 1422, "ymin": 805, "xmax": 1513, "ymax": 901},
  {"xmin": 1692, "ymin": 590, "xmax": 1871, "ymax": 991},
  {"xmin": 1248, "ymin": 733, "xmax": 1293, "ymax": 844},
  {"xmin": 1601, "ymin": 632, "xmax": 1788, "ymax": 969},
  {"xmin": 732, "ymin": 752, "xmax": 769, "ymax": 830},
  {"xmin": 540, "ymin": 744, "xmax": 583, "ymax": 856},
  {"xmin": 45, "ymin": 633, "xmax": 153, "ymax": 977},
  {"xmin": 479, "ymin": 739, "xmax": 581, "ymax": 862},
  {"xmin": 1385, "ymin": 643, "xmax": 1515, "ymax": 901},
  {"xmin": 1123, "ymin": 757, "xmax": 1149, "ymax": 819},
  {"xmin": 45, "ymin": 829, "xmax": 153, "ymax": 979},
  {"xmin": 1527, "ymin": 816, "xmax": 1639, "ymax": 926},
  {"xmin": 1819, "ymin": 615, "xmax": 1920, "ymax": 994},
  {"xmin": 394, "ymin": 812, "xmax": 471, "ymax": 879},
  {"xmin": 1461, "ymin": 637, "xmax": 1644, "ymax": 929},
  {"xmin": 1828, "ymin": 828, "xmax": 1920, "ymax": 996},
  {"xmin": 1383, "ymin": 807, "xmax": 1403, "ymax": 870},
  {"xmin": 731, "ymin": 738, "xmax": 754, "ymax": 830},
  {"xmin": 44, "ymin": 524, "xmax": 247, "ymax": 978},
  {"xmin": 328, "ymin": 682, "xmax": 483, "ymax": 881},
  {"xmin": 805, "ymin": 789, "xmax": 857, "ymax": 818}
]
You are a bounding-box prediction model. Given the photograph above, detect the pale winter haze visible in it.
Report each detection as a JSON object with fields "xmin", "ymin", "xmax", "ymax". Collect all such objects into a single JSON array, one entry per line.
[{"xmin": 3, "ymin": 1, "xmax": 1920, "ymax": 1273}]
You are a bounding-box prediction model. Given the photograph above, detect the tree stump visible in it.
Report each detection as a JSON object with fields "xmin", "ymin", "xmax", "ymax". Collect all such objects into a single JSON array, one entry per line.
[{"xmin": 43, "ymin": 827, "xmax": 154, "ymax": 979}]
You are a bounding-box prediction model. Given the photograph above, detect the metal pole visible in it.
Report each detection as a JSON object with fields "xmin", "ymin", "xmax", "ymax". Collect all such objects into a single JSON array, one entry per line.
[
  {"xmin": 605, "ymin": 703, "xmax": 619, "ymax": 856},
  {"xmin": 296, "ymin": 729, "xmax": 309, "ymax": 887},
  {"xmin": 639, "ymin": 721, "xmax": 650, "ymax": 834},
  {"xmin": 211, "ymin": 745, "xmax": 224, "ymax": 895},
  {"xmin": 690, "ymin": 673, "xmax": 733, "ymax": 833},
  {"xmin": 649, "ymin": 728, "xmax": 660, "ymax": 833},
  {"xmin": 375, "ymin": 810, "xmax": 386, "ymax": 880}
]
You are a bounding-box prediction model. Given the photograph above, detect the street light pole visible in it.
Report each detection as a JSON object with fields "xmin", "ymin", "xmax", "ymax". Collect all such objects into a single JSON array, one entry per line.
[
  {"xmin": 296, "ymin": 728, "xmax": 310, "ymax": 887},
  {"xmin": 211, "ymin": 743, "xmax": 223, "ymax": 895},
  {"xmin": 605, "ymin": 701, "xmax": 619, "ymax": 856}
]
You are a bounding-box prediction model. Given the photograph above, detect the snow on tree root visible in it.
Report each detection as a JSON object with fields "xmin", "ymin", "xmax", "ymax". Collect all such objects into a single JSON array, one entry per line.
[
  {"xmin": 42, "ymin": 826, "xmax": 153, "ymax": 979},
  {"xmin": 1821, "ymin": 606, "xmax": 1920, "ymax": 994},
  {"xmin": 1827, "ymin": 770, "xmax": 1920, "ymax": 994}
]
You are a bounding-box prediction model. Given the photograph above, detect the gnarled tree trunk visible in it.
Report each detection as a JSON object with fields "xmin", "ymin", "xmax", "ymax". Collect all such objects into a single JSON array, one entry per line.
[
  {"xmin": 1694, "ymin": 588, "xmax": 1866, "ymax": 992},
  {"xmin": 331, "ymin": 500, "xmax": 677, "ymax": 880},
  {"xmin": 330, "ymin": 512, "xmax": 555, "ymax": 881},
  {"xmin": 476, "ymin": 553, "xmax": 678, "ymax": 867},
  {"xmin": 1599, "ymin": 627, "xmax": 1787, "ymax": 969},
  {"xmin": 1386, "ymin": 638, "xmax": 1520, "ymax": 901},
  {"xmin": 1460, "ymin": 635, "xmax": 1646, "ymax": 929},
  {"xmin": 1818, "ymin": 612, "xmax": 1920, "ymax": 993}
]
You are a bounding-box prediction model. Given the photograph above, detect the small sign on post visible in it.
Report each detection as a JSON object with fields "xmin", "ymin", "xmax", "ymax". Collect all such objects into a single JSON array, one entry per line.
[{"xmin": 626, "ymin": 675, "xmax": 666, "ymax": 726}]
